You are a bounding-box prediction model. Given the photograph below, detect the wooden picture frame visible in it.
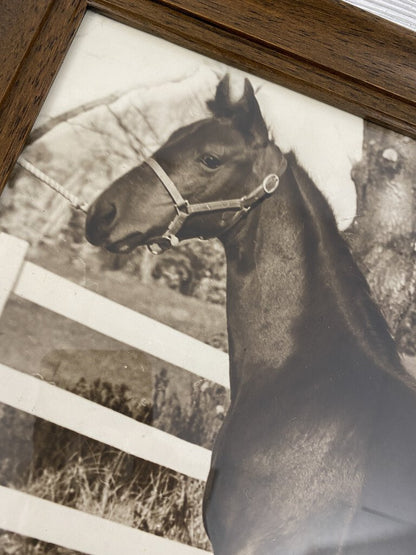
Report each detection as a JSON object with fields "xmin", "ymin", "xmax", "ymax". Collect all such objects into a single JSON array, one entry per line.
[
  {"xmin": 1, "ymin": 2, "xmax": 416, "ymax": 554},
  {"xmin": 1, "ymin": 0, "xmax": 416, "ymax": 194}
]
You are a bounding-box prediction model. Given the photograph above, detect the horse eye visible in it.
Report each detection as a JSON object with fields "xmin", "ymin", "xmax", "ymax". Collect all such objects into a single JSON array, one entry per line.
[{"xmin": 200, "ymin": 153, "xmax": 222, "ymax": 170}]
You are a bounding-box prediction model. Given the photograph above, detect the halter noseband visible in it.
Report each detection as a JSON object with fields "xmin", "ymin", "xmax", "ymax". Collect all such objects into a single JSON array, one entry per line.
[{"xmin": 144, "ymin": 156, "xmax": 287, "ymax": 254}]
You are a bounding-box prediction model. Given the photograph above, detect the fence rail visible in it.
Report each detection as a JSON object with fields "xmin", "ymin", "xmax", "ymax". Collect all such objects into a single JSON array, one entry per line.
[
  {"xmin": 0, "ymin": 362, "xmax": 211, "ymax": 481},
  {"xmin": 15, "ymin": 257, "xmax": 230, "ymax": 389},
  {"xmin": 0, "ymin": 487, "xmax": 210, "ymax": 555},
  {"xmin": 0, "ymin": 232, "xmax": 223, "ymax": 553}
]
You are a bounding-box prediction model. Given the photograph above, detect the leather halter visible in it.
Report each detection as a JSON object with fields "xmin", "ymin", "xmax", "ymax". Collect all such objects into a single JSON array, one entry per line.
[{"xmin": 144, "ymin": 156, "xmax": 287, "ymax": 254}]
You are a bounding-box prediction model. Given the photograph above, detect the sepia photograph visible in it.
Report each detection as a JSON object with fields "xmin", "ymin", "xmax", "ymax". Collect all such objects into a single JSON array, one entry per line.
[{"xmin": 0, "ymin": 6, "xmax": 415, "ymax": 555}]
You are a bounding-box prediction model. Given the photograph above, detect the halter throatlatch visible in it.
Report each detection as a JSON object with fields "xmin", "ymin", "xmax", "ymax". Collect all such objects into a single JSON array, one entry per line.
[{"xmin": 144, "ymin": 156, "xmax": 286, "ymax": 254}]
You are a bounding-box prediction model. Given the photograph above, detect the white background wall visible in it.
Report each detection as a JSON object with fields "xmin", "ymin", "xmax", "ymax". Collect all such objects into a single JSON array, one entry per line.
[{"xmin": 343, "ymin": 0, "xmax": 416, "ymax": 31}]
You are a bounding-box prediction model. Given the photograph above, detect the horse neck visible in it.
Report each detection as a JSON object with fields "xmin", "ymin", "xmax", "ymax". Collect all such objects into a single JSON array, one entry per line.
[{"xmin": 222, "ymin": 154, "xmax": 401, "ymax": 395}]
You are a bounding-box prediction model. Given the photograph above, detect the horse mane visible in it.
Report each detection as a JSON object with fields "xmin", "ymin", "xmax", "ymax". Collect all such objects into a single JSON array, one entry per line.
[{"xmin": 285, "ymin": 152, "xmax": 413, "ymax": 386}]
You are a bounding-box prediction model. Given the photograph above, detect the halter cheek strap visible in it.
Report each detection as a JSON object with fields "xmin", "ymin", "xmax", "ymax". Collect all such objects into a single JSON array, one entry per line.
[{"xmin": 144, "ymin": 156, "xmax": 287, "ymax": 254}]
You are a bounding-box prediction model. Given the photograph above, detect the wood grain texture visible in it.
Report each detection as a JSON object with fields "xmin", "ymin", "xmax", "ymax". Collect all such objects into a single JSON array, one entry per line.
[
  {"xmin": 0, "ymin": 0, "xmax": 85, "ymax": 192},
  {"xmin": 0, "ymin": 0, "xmax": 53, "ymax": 103},
  {"xmin": 90, "ymin": 0, "xmax": 416, "ymax": 134},
  {"xmin": 0, "ymin": 0, "xmax": 415, "ymax": 194},
  {"xmin": 158, "ymin": 0, "xmax": 416, "ymax": 99}
]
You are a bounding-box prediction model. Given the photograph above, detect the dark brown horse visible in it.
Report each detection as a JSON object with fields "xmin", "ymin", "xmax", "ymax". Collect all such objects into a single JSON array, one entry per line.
[{"xmin": 86, "ymin": 76, "xmax": 416, "ymax": 554}]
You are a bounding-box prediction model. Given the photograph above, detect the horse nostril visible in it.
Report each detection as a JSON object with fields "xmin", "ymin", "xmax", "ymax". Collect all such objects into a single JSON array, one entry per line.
[
  {"xmin": 100, "ymin": 202, "xmax": 117, "ymax": 228},
  {"xmin": 86, "ymin": 199, "xmax": 119, "ymax": 246}
]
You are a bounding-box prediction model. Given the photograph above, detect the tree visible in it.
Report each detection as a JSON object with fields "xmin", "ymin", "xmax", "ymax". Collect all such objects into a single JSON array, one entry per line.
[{"xmin": 347, "ymin": 122, "xmax": 416, "ymax": 355}]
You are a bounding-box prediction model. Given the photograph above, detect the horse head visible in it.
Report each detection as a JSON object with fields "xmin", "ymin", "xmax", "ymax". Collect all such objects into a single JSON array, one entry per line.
[{"xmin": 86, "ymin": 75, "xmax": 286, "ymax": 253}]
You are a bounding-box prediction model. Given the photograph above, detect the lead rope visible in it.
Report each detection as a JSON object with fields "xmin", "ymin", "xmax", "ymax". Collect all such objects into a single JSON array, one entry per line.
[{"xmin": 17, "ymin": 157, "xmax": 89, "ymax": 213}]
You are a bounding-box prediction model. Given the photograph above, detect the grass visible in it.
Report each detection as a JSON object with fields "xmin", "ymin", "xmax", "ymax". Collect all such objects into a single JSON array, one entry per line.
[
  {"xmin": 0, "ymin": 371, "xmax": 229, "ymax": 554},
  {"xmin": 19, "ymin": 453, "xmax": 209, "ymax": 549},
  {"xmin": 0, "ymin": 225, "xmax": 229, "ymax": 554}
]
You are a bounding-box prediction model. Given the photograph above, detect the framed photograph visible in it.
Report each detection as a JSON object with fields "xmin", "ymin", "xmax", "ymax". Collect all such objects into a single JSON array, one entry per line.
[{"xmin": 0, "ymin": 2, "xmax": 415, "ymax": 554}]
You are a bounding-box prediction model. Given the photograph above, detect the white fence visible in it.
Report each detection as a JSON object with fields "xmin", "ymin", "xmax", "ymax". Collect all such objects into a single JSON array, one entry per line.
[{"xmin": 0, "ymin": 232, "xmax": 229, "ymax": 554}]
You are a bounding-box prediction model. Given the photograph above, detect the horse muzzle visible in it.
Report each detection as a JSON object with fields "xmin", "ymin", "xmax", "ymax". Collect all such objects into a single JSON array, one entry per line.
[
  {"xmin": 104, "ymin": 232, "xmax": 147, "ymax": 253},
  {"xmin": 85, "ymin": 197, "xmax": 117, "ymax": 246}
]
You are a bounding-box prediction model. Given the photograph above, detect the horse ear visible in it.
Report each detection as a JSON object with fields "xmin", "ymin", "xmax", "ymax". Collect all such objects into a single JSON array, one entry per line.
[
  {"xmin": 207, "ymin": 74, "xmax": 232, "ymax": 116},
  {"xmin": 237, "ymin": 78, "xmax": 269, "ymax": 145},
  {"xmin": 208, "ymin": 76, "xmax": 268, "ymax": 145}
]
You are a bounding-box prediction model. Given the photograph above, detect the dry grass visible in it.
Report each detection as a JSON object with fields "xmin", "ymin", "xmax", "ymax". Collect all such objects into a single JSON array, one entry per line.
[
  {"xmin": 0, "ymin": 372, "xmax": 229, "ymax": 553},
  {"xmin": 20, "ymin": 454, "xmax": 210, "ymax": 550}
]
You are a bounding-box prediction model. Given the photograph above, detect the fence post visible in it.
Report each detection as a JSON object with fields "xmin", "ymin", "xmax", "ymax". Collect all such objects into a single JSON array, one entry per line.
[{"xmin": 0, "ymin": 233, "xmax": 29, "ymax": 317}]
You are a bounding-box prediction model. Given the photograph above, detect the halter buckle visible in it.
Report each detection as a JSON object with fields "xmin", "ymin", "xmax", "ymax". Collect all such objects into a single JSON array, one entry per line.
[
  {"xmin": 176, "ymin": 199, "xmax": 190, "ymax": 213},
  {"xmin": 262, "ymin": 174, "xmax": 279, "ymax": 194},
  {"xmin": 147, "ymin": 233, "xmax": 180, "ymax": 255}
]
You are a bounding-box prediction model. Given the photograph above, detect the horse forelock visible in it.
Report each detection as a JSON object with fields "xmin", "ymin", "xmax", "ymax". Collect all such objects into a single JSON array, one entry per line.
[{"xmin": 162, "ymin": 116, "xmax": 248, "ymax": 156}]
